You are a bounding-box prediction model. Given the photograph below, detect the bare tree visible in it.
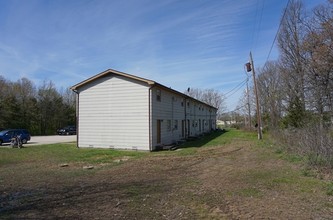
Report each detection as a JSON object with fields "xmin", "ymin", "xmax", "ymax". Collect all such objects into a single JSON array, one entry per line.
[
  {"xmin": 0, "ymin": 76, "xmax": 11, "ymax": 129},
  {"xmin": 37, "ymin": 81, "xmax": 64, "ymax": 135},
  {"xmin": 236, "ymin": 86, "xmax": 255, "ymax": 128},
  {"xmin": 277, "ymin": 0, "xmax": 308, "ymax": 127},
  {"xmin": 257, "ymin": 1, "xmax": 333, "ymax": 168},
  {"xmin": 59, "ymin": 87, "xmax": 76, "ymax": 128},
  {"xmin": 257, "ymin": 61, "xmax": 284, "ymax": 129},
  {"xmin": 12, "ymin": 78, "xmax": 38, "ymax": 132},
  {"xmin": 185, "ymin": 88, "xmax": 203, "ymax": 101},
  {"xmin": 302, "ymin": 1, "xmax": 333, "ymax": 125}
]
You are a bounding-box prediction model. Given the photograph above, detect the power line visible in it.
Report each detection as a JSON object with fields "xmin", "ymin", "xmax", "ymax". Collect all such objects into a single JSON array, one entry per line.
[
  {"xmin": 265, "ymin": 0, "xmax": 291, "ymax": 63},
  {"xmin": 233, "ymin": 104, "xmax": 248, "ymax": 112},
  {"xmin": 224, "ymin": 77, "xmax": 249, "ymax": 97},
  {"xmin": 251, "ymin": 0, "xmax": 266, "ymax": 53},
  {"xmin": 251, "ymin": 0, "xmax": 261, "ymax": 51},
  {"xmin": 222, "ymin": 104, "xmax": 248, "ymax": 114},
  {"xmin": 225, "ymin": 79, "xmax": 248, "ymax": 100}
]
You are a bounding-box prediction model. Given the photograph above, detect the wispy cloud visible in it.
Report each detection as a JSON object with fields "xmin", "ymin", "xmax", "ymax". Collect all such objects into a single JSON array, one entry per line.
[{"xmin": 0, "ymin": 0, "xmax": 327, "ymax": 110}]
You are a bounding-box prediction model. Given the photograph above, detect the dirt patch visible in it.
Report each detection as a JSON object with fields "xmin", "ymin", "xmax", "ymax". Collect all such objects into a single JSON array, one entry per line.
[{"xmin": 1, "ymin": 138, "xmax": 332, "ymax": 219}]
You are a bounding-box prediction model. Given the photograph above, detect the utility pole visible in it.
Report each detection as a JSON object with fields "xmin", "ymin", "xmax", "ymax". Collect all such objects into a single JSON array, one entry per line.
[
  {"xmin": 246, "ymin": 78, "xmax": 252, "ymax": 128},
  {"xmin": 247, "ymin": 52, "xmax": 262, "ymax": 140}
]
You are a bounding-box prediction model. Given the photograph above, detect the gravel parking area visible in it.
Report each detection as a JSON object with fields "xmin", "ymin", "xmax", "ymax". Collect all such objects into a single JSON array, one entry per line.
[
  {"xmin": 0, "ymin": 135, "xmax": 76, "ymax": 147},
  {"xmin": 28, "ymin": 135, "xmax": 76, "ymax": 146}
]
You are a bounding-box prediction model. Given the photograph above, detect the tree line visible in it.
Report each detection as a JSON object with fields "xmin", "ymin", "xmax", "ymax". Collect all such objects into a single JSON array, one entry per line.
[
  {"xmin": 237, "ymin": 0, "xmax": 333, "ymax": 168},
  {"xmin": 0, "ymin": 76, "xmax": 76, "ymax": 135}
]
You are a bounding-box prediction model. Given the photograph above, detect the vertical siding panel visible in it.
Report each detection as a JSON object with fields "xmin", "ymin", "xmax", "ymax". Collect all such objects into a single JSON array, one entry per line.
[
  {"xmin": 151, "ymin": 88, "xmax": 186, "ymax": 148},
  {"xmin": 77, "ymin": 76, "xmax": 150, "ymax": 150},
  {"xmin": 151, "ymin": 87, "xmax": 217, "ymax": 149}
]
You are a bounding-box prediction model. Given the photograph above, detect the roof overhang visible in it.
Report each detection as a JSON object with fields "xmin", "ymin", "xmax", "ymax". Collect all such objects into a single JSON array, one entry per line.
[{"xmin": 70, "ymin": 68, "xmax": 155, "ymax": 91}]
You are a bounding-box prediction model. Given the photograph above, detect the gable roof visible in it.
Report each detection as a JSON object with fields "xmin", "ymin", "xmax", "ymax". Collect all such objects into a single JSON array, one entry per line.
[
  {"xmin": 71, "ymin": 68, "xmax": 217, "ymax": 110},
  {"xmin": 70, "ymin": 69, "xmax": 155, "ymax": 90}
]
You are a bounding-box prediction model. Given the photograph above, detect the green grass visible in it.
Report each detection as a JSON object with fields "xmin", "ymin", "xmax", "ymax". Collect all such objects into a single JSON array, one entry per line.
[
  {"xmin": 237, "ymin": 187, "xmax": 262, "ymax": 197},
  {"xmin": 179, "ymin": 129, "xmax": 257, "ymax": 148},
  {"xmin": 1, "ymin": 128, "xmax": 331, "ymax": 219},
  {"xmin": 326, "ymin": 181, "xmax": 333, "ymax": 196},
  {"xmin": 0, "ymin": 129, "xmax": 257, "ymax": 165},
  {"xmin": 0, "ymin": 143, "xmax": 147, "ymax": 166},
  {"xmin": 1, "ymin": 129, "xmax": 328, "ymax": 191},
  {"xmin": 155, "ymin": 129, "xmax": 258, "ymax": 157}
]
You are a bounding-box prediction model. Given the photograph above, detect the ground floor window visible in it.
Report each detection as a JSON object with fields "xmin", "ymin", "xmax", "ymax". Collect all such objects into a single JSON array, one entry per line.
[{"xmin": 167, "ymin": 120, "xmax": 171, "ymax": 131}]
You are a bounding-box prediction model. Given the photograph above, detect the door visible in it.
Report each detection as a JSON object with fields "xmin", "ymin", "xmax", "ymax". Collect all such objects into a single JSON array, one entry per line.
[
  {"xmin": 199, "ymin": 119, "xmax": 201, "ymax": 132},
  {"xmin": 182, "ymin": 120, "xmax": 185, "ymax": 138},
  {"xmin": 157, "ymin": 120, "xmax": 162, "ymax": 144}
]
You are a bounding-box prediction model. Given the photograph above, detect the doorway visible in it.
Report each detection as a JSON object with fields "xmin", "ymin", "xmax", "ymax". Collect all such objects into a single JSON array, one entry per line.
[
  {"xmin": 182, "ymin": 120, "xmax": 185, "ymax": 138},
  {"xmin": 157, "ymin": 120, "xmax": 162, "ymax": 144}
]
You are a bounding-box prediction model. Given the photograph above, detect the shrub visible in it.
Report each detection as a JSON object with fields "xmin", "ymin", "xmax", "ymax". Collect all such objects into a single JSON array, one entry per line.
[{"xmin": 271, "ymin": 124, "xmax": 333, "ymax": 169}]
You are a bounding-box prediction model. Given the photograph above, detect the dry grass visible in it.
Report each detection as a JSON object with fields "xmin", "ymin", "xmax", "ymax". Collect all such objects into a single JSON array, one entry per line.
[{"xmin": 0, "ymin": 129, "xmax": 332, "ymax": 219}]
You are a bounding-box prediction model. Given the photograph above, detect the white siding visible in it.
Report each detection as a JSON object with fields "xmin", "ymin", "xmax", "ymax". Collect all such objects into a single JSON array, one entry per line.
[
  {"xmin": 150, "ymin": 87, "xmax": 217, "ymax": 149},
  {"xmin": 151, "ymin": 88, "xmax": 185, "ymax": 148},
  {"xmin": 77, "ymin": 75, "xmax": 150, "ymax": 150},
  {"xmin": 184, "ymin": 100, "xmax": 216, "ymax": 136}
]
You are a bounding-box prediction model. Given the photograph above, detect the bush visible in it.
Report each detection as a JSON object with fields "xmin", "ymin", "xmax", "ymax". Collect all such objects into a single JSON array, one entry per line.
[{"xmin": 271, "ymin": 124, "xmax": 333, "ymax": 169}]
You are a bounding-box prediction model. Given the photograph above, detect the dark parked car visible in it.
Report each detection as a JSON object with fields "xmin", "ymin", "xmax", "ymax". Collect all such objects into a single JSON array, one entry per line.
[
  {"xmin": 0, "ymin": 129, "xmax": 31, "ymax": 145},
  {"xmin": 57, "ymin": 126, "xmax": 76, "ymax": 135}
]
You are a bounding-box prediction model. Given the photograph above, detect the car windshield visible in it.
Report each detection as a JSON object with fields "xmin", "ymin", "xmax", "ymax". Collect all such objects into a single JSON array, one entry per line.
[{"xmin": 0, "ymin": 130, "xmax": 8, "ymax": 135}]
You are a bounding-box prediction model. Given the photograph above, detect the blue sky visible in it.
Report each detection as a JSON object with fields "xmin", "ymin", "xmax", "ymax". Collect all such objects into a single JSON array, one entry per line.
[{"xmin": 0, "ymin": 0, "xmax": 327, "ymax": 111}]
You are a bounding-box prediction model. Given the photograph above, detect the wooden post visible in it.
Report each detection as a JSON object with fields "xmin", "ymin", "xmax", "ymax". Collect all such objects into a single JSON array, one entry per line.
[{"xmin": 246, "ymin": 79, "xmax": 252, "ymax": 128}]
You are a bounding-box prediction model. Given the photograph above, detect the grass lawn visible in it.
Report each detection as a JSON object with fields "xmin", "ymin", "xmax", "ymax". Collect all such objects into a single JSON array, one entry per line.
[{"xmin": 0, "ymin": 129, "xmax": 332, "ymax": 219}]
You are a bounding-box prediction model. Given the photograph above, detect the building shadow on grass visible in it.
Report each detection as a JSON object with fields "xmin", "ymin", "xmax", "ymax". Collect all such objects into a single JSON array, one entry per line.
[{"xmin": 178, "ymin": 129, "xmax": 228, "ymax": 149}]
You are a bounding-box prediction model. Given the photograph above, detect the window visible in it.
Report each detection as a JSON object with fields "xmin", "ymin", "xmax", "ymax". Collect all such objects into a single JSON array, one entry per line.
[
  {"xmin": 174, "ymin": 120, "xmax": 178, "ymax": 130},
  {"xmin": 167, "ymin": 120, "xmax": 171, "ymax": 131},
  {"xmin": 156, "ymin": 89, "xmax": 161, "ymax": 101}
]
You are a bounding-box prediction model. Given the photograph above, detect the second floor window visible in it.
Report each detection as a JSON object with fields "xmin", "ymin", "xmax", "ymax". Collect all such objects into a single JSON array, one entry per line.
[{"xmin": 156, "ymin": 89, "xmax": 161, "ymax": 101}]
